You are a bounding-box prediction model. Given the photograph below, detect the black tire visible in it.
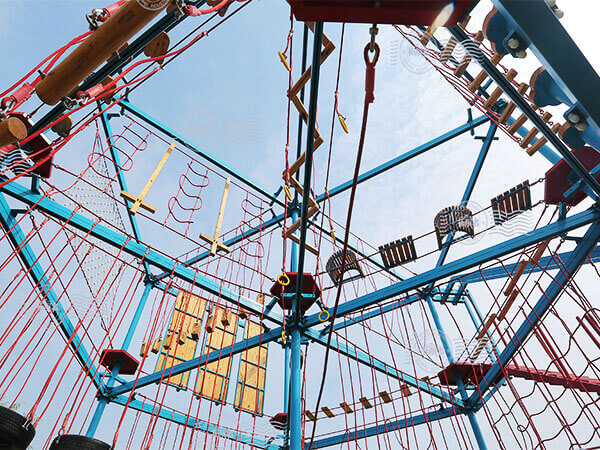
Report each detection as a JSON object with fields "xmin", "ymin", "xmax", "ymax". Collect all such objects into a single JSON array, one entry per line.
[
  {"xmin": 0, "ymin": 406, "xmax": 35, "ymax": 449},
  {"xmin": 49, "ymin": 435, "xmax": 112, "ymax": 450}
]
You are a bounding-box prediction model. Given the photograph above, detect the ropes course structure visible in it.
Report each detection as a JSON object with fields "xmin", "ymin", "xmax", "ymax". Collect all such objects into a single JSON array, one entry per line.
[{"xmin": 1, "ymin": 0, "xmax": 600, "ymax": 448}]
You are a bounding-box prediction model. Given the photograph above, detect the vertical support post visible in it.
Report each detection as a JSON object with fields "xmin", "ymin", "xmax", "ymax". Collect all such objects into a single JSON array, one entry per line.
[
  {"xmin": 423, "ymin": 123, "xmax": 498, "ymax": 449},
  {"xmin": 289, "ymin": 22, "xmax": 324, "ymax": 450},
  {"xmin": 87, "ymin": 281, "xmax": 154, "ymax": 436}
]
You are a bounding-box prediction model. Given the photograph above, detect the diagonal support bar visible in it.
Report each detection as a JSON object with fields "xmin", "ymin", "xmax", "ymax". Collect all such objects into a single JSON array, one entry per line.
[
  {"xmin": 0, "ymin": 193, "xmax": 102, "ymax": 387},
  {"xmin": 0, "ymin": 181, "xmax": 283, "ymax": 325},
  {"xmin": 470, "ymin": 221, "xmax": 600, "ymax": 406}
]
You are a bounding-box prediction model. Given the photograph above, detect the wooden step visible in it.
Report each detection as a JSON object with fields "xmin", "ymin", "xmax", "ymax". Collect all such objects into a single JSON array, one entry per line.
[
  {"xmin": 469, "ymin": 53, "xmax": 504, "ymax": 92},
  {"xmin": 499, "ymin": 83, "xmax": 528, "ymax": 124},
  {"xmin": 482, "ymin": 68, "xmax": 517, "ymax": 110},
  {"xmin": 507, "ymin": 113, "xmax": 527, "ymax": 135},
  {"xmin": 526, "ymin": 123, "xmax": 560, "ymax": 156},
  {"xmin": 519, "ymin": 112, "xmax": 551, "ymax": 148},
  {"xmin": 286, "ymin": 232, "xmax": 319, "ymax": 256},
  {"xmin": 454, "ymin": 30, "xmax": 484, "ymax": 78}
]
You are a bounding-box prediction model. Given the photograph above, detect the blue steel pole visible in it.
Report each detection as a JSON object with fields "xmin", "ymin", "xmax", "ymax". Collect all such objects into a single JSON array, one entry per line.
[
  {"xmin": 422, "ymin": 123, "xmax": 498, "ymax": 449},
  {"xmin": 87, "ymin": 281, "xmax": 154, "ymax": 436}
]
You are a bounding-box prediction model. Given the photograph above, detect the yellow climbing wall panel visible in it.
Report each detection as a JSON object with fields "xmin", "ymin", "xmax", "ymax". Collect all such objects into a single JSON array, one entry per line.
[
  {"xmin": 195, "ymin": 305, "xmax": 239, "ymax": 402},
  {"xmin": 234, "ymin": 320, "xmax": 269, "ymax": 416},
  {"xmin": 156, "ymin": 291, "xmax": 206, "ymax": 389}
]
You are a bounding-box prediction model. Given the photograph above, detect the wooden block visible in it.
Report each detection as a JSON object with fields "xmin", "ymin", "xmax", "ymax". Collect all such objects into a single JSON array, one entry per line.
[
  {"xmin": 503, "ymin": 260, "xmax": 528, "ymax": 296},
  {"xmin": 305, "ymin": 410, "xmax": 316, "ymax": 421},
  {"xmin": 454, "ymin": 31, "xmax": 483, "ymax": 77},
  {"xmin": 476, "ymin": 314, "xmax": 497, "ymax": 340},
  {"xmin": 220, "ymin": 309, "xmax": 231, "ymax": 327},
  {"xmin": 499, "ymin": 83, "xmax": 528, "ymax": 124},
  {"xmin": 163, "ymin": 332, "xmax": 173, "ymax": 350},
  {"xmin": 120, "ymin": 190, "xmax": 156, "ymax": 214},
  {"xmin": 0, "ymin": 117, "xmax": 27, "ymax": 148},
  {"xmin": 144, "ymin": 31, "xmax": 170, "ymax": 64},
  {"xmin": 140, "ymin": 342, "xmax": 150, "ymax": 358},
  {"xmin": 471, "ymin": 335, "xmax": 489, "ymax": 361},
  {"xmin": 507, "ymin": 114, "xmax": 527, "ymax": 135},
  {"xmin": 401, "ymin": 384, "xmax": 412, "ymax": 397},
  {"xmin": 469, "ymin": 53, "xmax": 504, "ymax": 92},
  {"xmin": 359, "ymin": 397, "xmax": 373, "ymax": 409},
  {"xmin": 520, "ymin": 112, "xmax": 551, "ymax": 148},
  {"xmin": 439, "ymin": 37, "xmax": 457, "ymax": 63},
  {"xmin": 321, "ymin": 406, "xmax": 335, "ymax": 418},
  {"xmin": 190, "ymin": 322, "xmax": 201, "ymax": 341},
  {"xmin": 379, "ymin": 391, "xmax": 392, "ymax": 403},
  {"xmin": 151, "ymin": 338, "xmax": 162, "ymax": 354},
  {"xmin": 51, "ymin": 116, "xmax": 73, "ymax": 138},
  {"xmin": 205, "ymin": 315, "xmax": 214, "ymax": 333},
  {"xmin": 340, "ymin": 402, "xmax": 353, "ymax": 414}
]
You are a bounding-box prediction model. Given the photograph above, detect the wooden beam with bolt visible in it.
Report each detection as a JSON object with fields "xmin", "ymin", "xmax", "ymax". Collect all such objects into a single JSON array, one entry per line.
[
  {"xmin": 121, "ymin": 142, "xmax": 175, "ymax": 214},
  {"xmin": 200, "ymin": 177, "xmax": 232, "ymax": 256}
]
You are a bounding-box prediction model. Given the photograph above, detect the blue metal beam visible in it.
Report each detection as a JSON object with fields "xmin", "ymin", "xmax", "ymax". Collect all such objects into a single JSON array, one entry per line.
[
  {"xmin": 119, "ymin": 100, "xmax": 283, "ymax": 208},
  {"xmin": 110, "ymin": 395, "xmax": 279, "ymax": 449},
  {"xmin": 317, "ymin": 114, "xmax": 491, "ymax": 202},
  {"xmin": 98, "ymin": 109, "xmax": 152, "ymax": 275},
  {"xmin": 451, "ymin": 245, "xmax": 600, "ymax": 284},
  {"xmin": 469, "ymin": 221, "xmax": 600, "ymax": 407},
  {"xmin": 304, "ymin": 328, "xmax": 464, "ymax": 408},
  {"xmin": 330, "ymin": 291, "xmax": 467, "ymax": 332},
  {"xmin": 305, "ymin": 406, "xmax": 457, "ymax": 449},
  {"xmin": 106, "ymin": 326, "xmax": 283, "ymax": 398},
  {"xmin": 450, "ymin": 26, "xmax": 600, "ymax": 199},
  {"xmin": 0, "ymin": 193, "xmax": 102, "ymax": 387},
  {"xmin": 0, "ymin": 181, "xmax": 283, "ymax": 325},
  {"xmin": 302, "ymin": 207, "xmax": 600, "ymax": 329},
  {"xmin": 492, "ymin": 0, "xmax": 600, "ymax": 137}
]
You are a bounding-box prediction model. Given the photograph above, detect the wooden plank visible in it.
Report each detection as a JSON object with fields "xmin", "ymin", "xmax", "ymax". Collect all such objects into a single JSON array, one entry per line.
[
  {"xmin": 476, "ymin": 314, "xmax": 497, "ymax": 340},
  {"xmin": 120, "ymin": 190, "xmax": 156, "ymax": 214},
  {"xmin": 305, "ymin": 410, "xmax": 316, "ymax": 421},
  {"xmin": 359, "ymin": 397, "xmax": 373, "ymax": 409},
  {"xmin": 321, "ymin": 406, "xmax": 335, "ymax": 418},
  {"xmin": 379, "ymin": 391, "xmax": 392, "ymax": 403},
  {"xmin": 287, "ymin": 232, "xmax": 319, "ymax": 256},
  {"xmin": 340, "ymin": 402, "xmax": 353, "ymax": 414},
  {"xmin": 130, "ymin": 142, "xmax": 175, "ymax": 214},
  {"xmin": 155, "ymin": 291, "xmax": 207, "ymax": 389},
  {"xmin": 503, "ymin": 260, "xmax": 528, "ymax": 296},
  {"xmin": 234, "ymin": 320, "xmax": 269, "ymax": 415},
  {"xmin": 196, "ymin": 305, "xmax": 239, "ymax": 402}
]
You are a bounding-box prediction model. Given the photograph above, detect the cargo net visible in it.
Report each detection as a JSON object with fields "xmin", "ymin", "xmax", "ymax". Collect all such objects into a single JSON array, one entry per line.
[{"xmin": 62, "ymin": 123, "xmax": 128, "ymax": 328}]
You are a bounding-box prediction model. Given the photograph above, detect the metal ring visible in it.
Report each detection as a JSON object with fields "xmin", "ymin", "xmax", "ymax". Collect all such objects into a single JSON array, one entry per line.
[
  {"xmin": 277, "ymin": 273, "xmax": 290, "ymax": 286},
  {"xmin": 364, "ymin": 42, "xmax": 381, "ymax": 65},
  {"xmin": 318, "ymin": 310, "xmax": 330, "ymax": 322}
]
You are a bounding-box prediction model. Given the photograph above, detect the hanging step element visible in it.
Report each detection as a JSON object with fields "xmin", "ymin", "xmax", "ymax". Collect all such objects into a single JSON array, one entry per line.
[
  {"xmin": 434, "ymin": 206, "xmax": 475, "ymax": 249},
  {"xmin": 490, "ymin": 181, "xmax": 532, "ymax": 225},
  {"xmin": 270, "ymin": 272, "xmax": 321, "ymax": 314},
  {"xmin": 99, "ymin": 349, "xmax": 139, "ymax": 375},
  {"xmin": 326, "ymin": 249, "xmax": 364, "ymax": 286},
  {"xmin": 379, "ymin": 236, "xmax": 417, "ymax": 268}
]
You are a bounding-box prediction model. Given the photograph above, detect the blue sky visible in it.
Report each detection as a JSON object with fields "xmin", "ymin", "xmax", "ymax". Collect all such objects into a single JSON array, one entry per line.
[{"xmin": 1, "ymin": 0, "xmax": 600, "ymax": 448}]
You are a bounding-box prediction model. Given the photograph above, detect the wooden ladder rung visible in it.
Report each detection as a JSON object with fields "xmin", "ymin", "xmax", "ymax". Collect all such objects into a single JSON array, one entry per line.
[
  {"xmin": 359, "ymin": 397, "xmax": 373, "ymax": 409},
  {"xmin": 454, "ymin": 31, "xmax": 484, "ymax": 77},
  {"xmin": 499, "ymin": 83, "xmax": 528, "ymax": 124},
  {"xmin": 469, "ymin": 53, "xmax": 504, "ymax": 92},
  {"xmin": 321, "ymin": 406, "xmax": 335, "ymax": 418},
  {"xmin": 499, "ymin": 289, "xmax": 519, "ymax": 320},
  {"xmin": 285, "ymin": 205, "xmax": 319, "ymax": 235},
  {"xmin": 527, "ymin": 123, "xmax": 560, "ymax": 156},
  {"xmin": 483, "ymin": 69, "xmax": 517, "ymax": 110},
  {"xmin": 477, "ymin": 314, "xmax": 497, "ymax": 340},
  {"xmin": 507, "ymin": 113, "xmax": 528, "ymax": 135},
  {"xmin": 286, "ymin": 232, "xmax": 319, "ymax": 256},
  {"xmin": 504, "ymin": 260, "xmax": 529, "ymax": 296},
  {"xmin": 520, "ymin": 112, "xmax": 552, "ymax": 148}
]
